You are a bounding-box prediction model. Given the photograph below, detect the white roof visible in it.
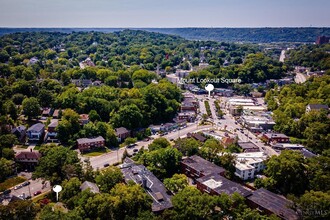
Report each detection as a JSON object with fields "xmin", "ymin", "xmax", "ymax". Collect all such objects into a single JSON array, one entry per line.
[
  {"xmin": 234, "ymin": 152, "xmax": 267, "ymax": 160},
  {"xmin": 228, "ymin": 98, "xmax": 254, "ymax": 103},
  {"xmin": 203, "ymin": 179, "xmax": 223, "ymax": 189},
  {"xmin": 243, "ymin": 106, "xmax": 267, "ymax": 111},
  {"xmin": 230, "ymin": 102, "xmax": 255, "ymax": 106},
  {"xmin": 235, "ymin": 162, "xmax": 254, "ymax": 171}
]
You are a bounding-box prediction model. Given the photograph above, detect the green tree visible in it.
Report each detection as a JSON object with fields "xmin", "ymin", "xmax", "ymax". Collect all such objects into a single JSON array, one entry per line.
[
  {"xmin": 0, "ymin": 200, "xmax": 38, "ymax": 220},
  {"xmin": 148, "ymin": 137, "xmax": 171, "ymax": 151},
  {"xmin": 140, "ymin": 147, "xmax": 182, "ymax": 179},
  {"xmin": 164, "ymin": 174, "xmax": 188, "ymax": 194},
  {"xmin": 2, "ymin": 148, "xmax": 15, "ymax": 160},
  {"xmin": 297, "ymin": 191, "xmax": 330, "ymax": 219},
  {"xmin": 109, "ymin": 183, "xmax": 152, "ymax": 220},
  {"xmin": 22, "ymin": 97, "xmax": 40, "ymax": 119},
  {"xmin": 264, "ymin": 150, "xmax": 308, "ymax": 195},
  {"xmin": 37, "ymin": 89, "xmax": 54, "ymax": 107},
  {"xmin": 56, "ymin": 109, "xmax": 80, "ymax": 145},
  {"xmin": 60, "ymin": 177, "xmax": 82, "ymax": 203},
  {"xmin": 3, "ymin": 100, "xmax": 18, "ymax": 120},
  {"xmin": 88, "ymin": 110, "xmax": 101, "ymax": 122},
  {"xmin": 0, "ymin": 158, "xmax": 13, "ymax": 182},
  {"xmin": 175, "ymin": 138, "xmax": 200, "ymax": 156},
  {"xmin": 111, "ymin": 104, "xmax": 143, "ymax": 129},
  {"xmin": 95, "ymin": 166, "xmax": 123, "ymax": 192},
  {"xmin": 33, "ymin": 146, "xmax": 82, "ymax": 184}
]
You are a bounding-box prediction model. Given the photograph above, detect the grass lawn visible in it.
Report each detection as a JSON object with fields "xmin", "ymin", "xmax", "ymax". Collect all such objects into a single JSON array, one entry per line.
[
  {"xmin": 0, "ymin": 176, "xmax": 27, "ymax": 192},
  {"xmin": 15, "ymin": 145, "xmax": 28, "ymax": 150},
  {"xmin": 82, "ymin": 148, "xmax": 110, "ymax": 157}
]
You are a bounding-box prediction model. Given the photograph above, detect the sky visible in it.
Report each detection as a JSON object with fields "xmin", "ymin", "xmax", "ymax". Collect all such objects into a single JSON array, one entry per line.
[{"xmin": 0, "ymin": 0, "xmax": 329, "ymax": 28}]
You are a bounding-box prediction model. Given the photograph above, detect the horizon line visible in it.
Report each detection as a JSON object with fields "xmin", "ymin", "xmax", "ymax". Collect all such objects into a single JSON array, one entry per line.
[{"xmin": 1, "ymin": 26, "xmax": 330, "ymax": 29}]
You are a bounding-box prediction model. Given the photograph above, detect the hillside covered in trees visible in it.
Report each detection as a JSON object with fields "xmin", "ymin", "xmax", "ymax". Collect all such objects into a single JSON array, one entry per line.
[{"xmin": 1, "ymin": 27, "xmax": 330, "ymax": 43}]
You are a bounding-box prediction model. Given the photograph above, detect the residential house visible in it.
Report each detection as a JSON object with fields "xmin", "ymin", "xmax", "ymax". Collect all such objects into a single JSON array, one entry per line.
[
  {"xmin": 15, "ymin": 149, "xmax": 42, "ymax": 169},
  {"xmin": 196, "ymin": 173, "xmax": 252, "ymax": 198},
  {"xmin": 221, "ymin": 136, "xmax": 236, "ymax": 147},
  {"xmin": 187, "ymin": 132, "xmax": 207, "ymax": 142},
  {"xmin": 306, "ymin": 104, "xmax": 329, "ymax": 113},
  {"xmin": 42, "ymin": 108, "xmax": 52, "ymax": 117},
  {"xmin": 77, "ymin": 136, "xmax": 105, "ymax": 152},
  {"xmin": 11, "ymin": 125, "xmax": 26, "ymax": 143},
  {"xmin": 81, "ymin": 79, "xmax": 93, "ymax": 88},
  {"xmin": 46, "ymin": 120, "xmax": 58, "ymax": 142},
  {"xmin": 79, "ymin": 114, "xmax": 89, "ymax": 125},
  {"xmin": 246, "ymin": 188, "xmax": 299, "ymax": 220},
  {"xmin": 52, "ymin": 109, "xmax": 60, "ymax": 119},
  {"xmin": 121, "ymin": 160, "xmax": 173, "ymax": 213},
  {"xmin": 181, "ymin": 155, "xmax": 226, "ymax": 179},
  {"xmin": 263, "ymin": 133, "xmax": 290, "ymax": 144},
  {"xmin": 27, "ymin": 123, "xmax": 45, "ymax": 142},
  {"xmin": 80, "ymin": 181, "xmax": 100, "ymax": 194},
  {"xmin": 115, "ymin": 127, "xmax": 131, "ymax": 142}
]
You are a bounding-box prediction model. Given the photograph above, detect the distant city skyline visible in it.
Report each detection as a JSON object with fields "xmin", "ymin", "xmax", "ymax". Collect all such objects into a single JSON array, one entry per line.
[{"xmin": 1, "ymin": 0, "xmax": 330, "ymax": 28}]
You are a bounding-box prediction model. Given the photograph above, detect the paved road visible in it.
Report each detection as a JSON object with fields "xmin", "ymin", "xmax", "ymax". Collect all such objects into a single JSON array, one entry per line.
[
  {"xmin": 86, "ymin": 123, "xmax": 212, "ymax": 169},
  {"xmin": 295, "ymin": 73, "xmax": 307, "ymax": 84},
  {"xmin": 279, "ymin": 50, "xmax": 286, "ymax": 62}
]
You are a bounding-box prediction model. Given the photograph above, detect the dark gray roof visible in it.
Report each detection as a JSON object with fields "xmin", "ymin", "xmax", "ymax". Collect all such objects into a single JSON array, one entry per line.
[
  {"xmin": 238, "ymin": 142, "xmax": 259, "ymax": 150},
  {"xmin": 115, "ymin": 127, "xmax": 130, "ymax": 135},
  {"xmin": 247, "ymin": 188, "xmax": 299, "ymax": 220},
  {"xmin": 300, "ymin": 149, "xmax": 317, "ymax": 158},
  {"xmin": 121, "ymin": 163, "xmax": 173, "ymax": 212},
  {"xmin": 307, "ymin": 104, "xmax": 328, "ymax": 110},
  {"xmin": 11, "ymin": 125, "xmax": 26, "ymax": 134},
  {"xmin": 197, "ymin": 173, "xmax": 252, "ymax": 197},
  {"xmin": 27, "ymin": 123, "xmax": 45, "ymax": 132},
  {"xmin": 80, "ymin": 181, "xmax": 100, "ymax": 193},
  {"xmin": 181, "ymin": 155, "xmax": 226, "ymax": 176}
]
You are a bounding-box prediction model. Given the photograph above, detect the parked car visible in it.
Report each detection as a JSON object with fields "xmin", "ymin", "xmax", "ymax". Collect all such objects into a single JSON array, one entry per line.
[
  {"xmin": 14, "ymin": 185, "xmax": 22, "ymax": 190},
  {"xmin": 33, "ymin": 191, "xmax": 41, "ymax": 196},
  {"xmin": 133, "ymin": 149, "xmax": 139, "ymax": 153},
  {"xmin": 103, "ymin": 163, "xmax": 110, "ymax": 167},
  {"xmin": 25, "ymin": 196, "xmax": 31, "ymax": 200},
  {"xmin": 3, "ymin": 189, "xmax": 11, "ymax": 195},
  {"xmin": 22, "ymin": 181, "xmax": 30, "ymax": 186}
]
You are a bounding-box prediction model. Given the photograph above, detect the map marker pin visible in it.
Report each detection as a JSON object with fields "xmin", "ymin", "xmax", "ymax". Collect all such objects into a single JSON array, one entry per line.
[
  {"xmin": 53, "ymin": 185, "xmax": 62, "ymax": 201},
  {"xmin": 205, "ymin": 84, "xmax": 214, "ymax": 98}
]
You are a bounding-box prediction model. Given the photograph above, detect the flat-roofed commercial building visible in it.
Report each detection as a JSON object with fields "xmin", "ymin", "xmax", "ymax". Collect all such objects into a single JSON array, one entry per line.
[
  {"xmin": 181, "ymin": 155, "xmax": 226, "ymax": 179},
  {"xmin": 196, "ymin": 173, "xmax": 252, "ymax": 197}
]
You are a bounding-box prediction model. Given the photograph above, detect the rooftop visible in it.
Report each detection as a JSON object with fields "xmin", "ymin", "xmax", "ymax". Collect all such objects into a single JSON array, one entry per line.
[
  {"xmin": 197, "ymin": 173, "xmax": 252, "ymax": 197},
  {"xmin": 181, "ymin": 155, "xmax": 226, "ymax": 176},
  {"xmin": 115, "ymin": 127, "xmax": 130, "ymax": 135},
  {"xmin": 264, "ymin": 133, "xmax": 289, "ymax": 139},
  {"xmin": 80, "ymin": 181, "xmax": 100, "ymax": 194},
  {"xmin": 15, "ymin": 151, "xmax": 41, "ymax": 160},
  {"xmin": 238, "ymin": 142, "xmax": 260, "ymax": 151},
  {"xmin": 121, "ymin": 163, "xmax": 173, "ymax": 212},
  {"xmin": 247, "ymin": 188, "xmax": 299, "ymax": 220},
  {"xmin": 77, "ymin": 136, "xmax": 105, "ymax": 145},
  {"xmin": 307, "ymin": 104, "xmax": 328, "ymax": 110},
  {"xmin": 27, "ymin": 123, "xmax": 45, "ymax": 132}
]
